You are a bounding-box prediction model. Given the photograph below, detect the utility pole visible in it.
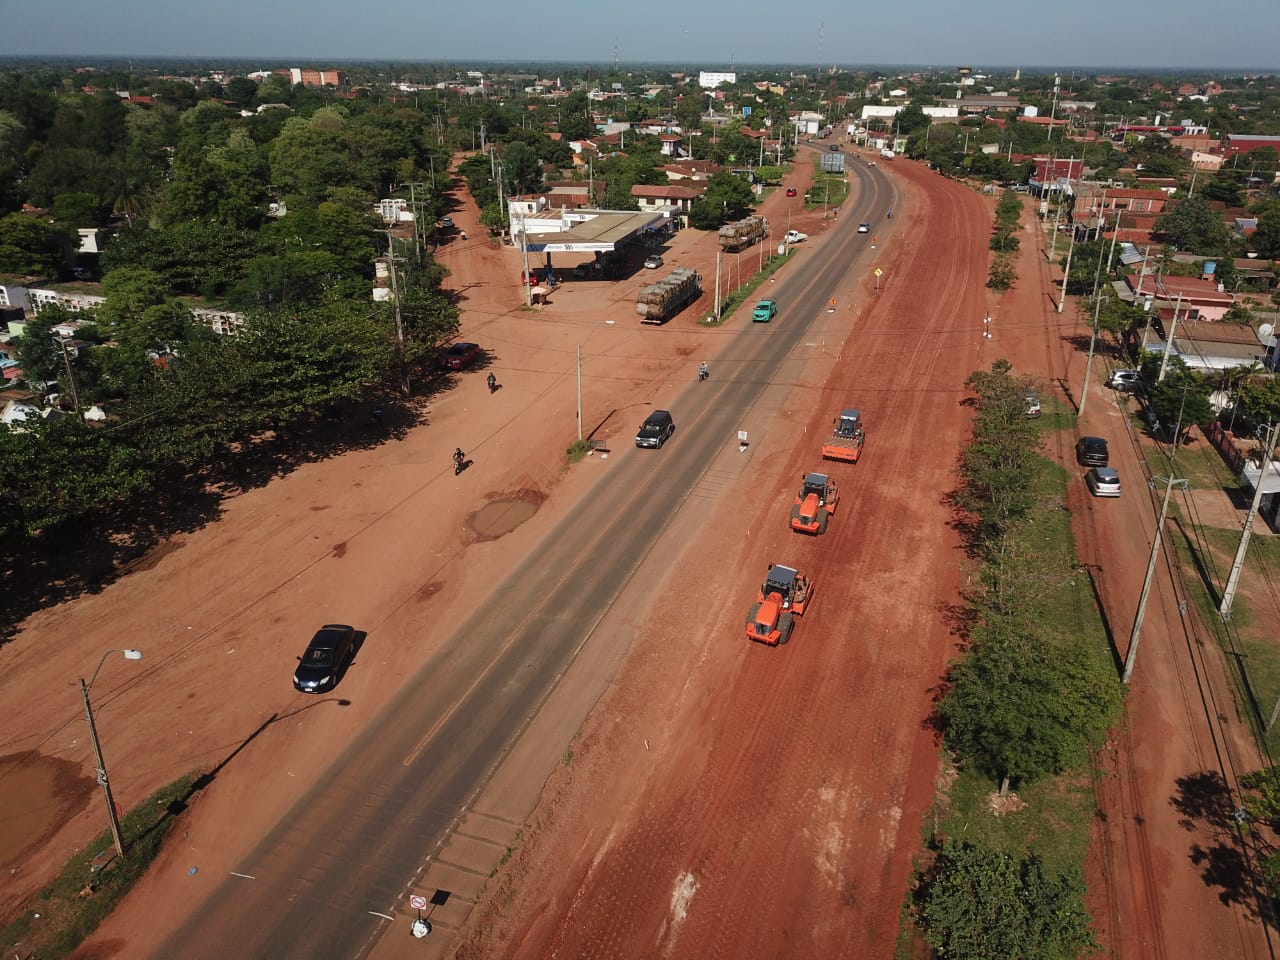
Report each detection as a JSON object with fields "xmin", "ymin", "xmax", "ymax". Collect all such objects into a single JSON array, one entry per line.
[
  {"xmin": 713, "ymin": 250, "xmax": 722, "ymax": 319},
  {"xmin": 404, "ymin": 181, "xmax": 426, "ymax": 261},
  {"xmin": 576, "ymin": 345, "xmax": 583, "ymax": 441},
  {"xmin": 381, "ymin": 231, "xmax": 408, "ymax": 394},
  {"xmin": 1079, "ymin": 216, "xmax": 1119, "ymax": 416},
  {"xmin": 519, "ymin": 212, "xmax": 532, "ymax": 308},
  {"xmin": 1123, "ymin": 472, "xmax": 1189, "ymax": 684},
  {"xmin": 1220, "ymin": 422, "xmax": 1280, "ymax": 621},
  {"xmin": 55, "ymin": 336, "xmax": 82, "ymax": 414},
  {"xmin": 1157, "ymin": 292, "xmax": 1183, "ymax": 382},
  {"xmin": 1057, "ymin": 225, "xmax": 1076, "ymax": 313}
]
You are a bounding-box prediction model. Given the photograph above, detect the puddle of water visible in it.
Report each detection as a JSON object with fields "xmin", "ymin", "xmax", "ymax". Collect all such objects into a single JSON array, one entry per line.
[
  {"xmin": 469, "ymin": 495, "xmax": 542, "ymax": 540},
  {"xmin": 0, "ymin": 753, "xmax": 95, "ymax": 869}
]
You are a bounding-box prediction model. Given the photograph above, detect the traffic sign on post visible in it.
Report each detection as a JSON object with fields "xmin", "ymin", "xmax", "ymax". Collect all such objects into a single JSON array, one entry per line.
[{"xmin": 409, "ymin": 894, "xmax": 428, "ymax": 910}]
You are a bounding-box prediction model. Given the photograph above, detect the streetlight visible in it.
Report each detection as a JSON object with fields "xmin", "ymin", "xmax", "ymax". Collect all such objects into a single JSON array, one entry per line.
[{"xmin": 80, "ymin": 648, "xmax": 143, "ymax": 859}]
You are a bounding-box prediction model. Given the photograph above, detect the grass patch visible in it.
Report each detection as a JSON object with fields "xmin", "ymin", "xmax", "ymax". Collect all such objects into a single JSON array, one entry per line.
[
  {"xmin": 566, "ymin": 438, "xmax": 594, "ymax": 463},
  {"xmin": 698, "ymin": 250, "xmax": 794, "ymax": 326},
  {"xmin": 938, "ymin": 767, "xmax": 1096, "ymax": 878},
  {"xmin": 1169, "ymin": 520, "xmax": 1280, "ymax": 754},
  {"xmin": 804, "ymin": 173, "xmax": 850, "ymax": 211},
  {"xmin": 497, "ymin": 829, "xmax": 524, "ymax": 870},
  {"xmin": 1, "ymin": 773, "xmax": 198, "ymax": 960}
]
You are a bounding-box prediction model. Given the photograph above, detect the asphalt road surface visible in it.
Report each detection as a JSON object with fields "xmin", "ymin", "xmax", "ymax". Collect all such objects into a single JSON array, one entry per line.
[{"xmin": 158, "ymin": 157, "xmax": 895, "ymax": 959}]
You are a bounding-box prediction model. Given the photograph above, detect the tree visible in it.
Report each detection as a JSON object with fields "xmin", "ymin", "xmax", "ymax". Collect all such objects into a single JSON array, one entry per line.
[
  {"xmin": 1154, "ymin": 195, "xmax": 1231, "ymax": 254},
  {"xmin": 0, "ymin": 212, "xmax": 65, "ymax": 276},
  {"xmin": 1252, "ymin": 204, "xmax": 1280, "ymax": 259},
  {"xmin": 915, "ymin": 841, "xmax": 1096, "ymax": 960},
  {"xmin": 895, "ymin": 104, "xmax": 930, "ymax": 137},
  {"xmin": 688, "ymin": 171, "xmax": 755, "ymax": 230},
  {"xmin": 14, "ymin": 306, "xmax": 64, "ymax": 388},
  {"xmin": 1141, "ymin": 359, "xmax": 1215, "ymax": 442},
  {"xmin": 502, "ymin": 141, "xmax": 543, "ymax": 194}
]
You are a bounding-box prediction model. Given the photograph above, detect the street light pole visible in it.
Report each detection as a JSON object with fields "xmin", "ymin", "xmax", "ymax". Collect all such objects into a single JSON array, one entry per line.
[
  {"xmin": 1220, "ymin": 422, "xmax": 1280, "ymax": 621},
  {"xmin": 80, "ymin": 649, "xmax": 143, "ymax": 858}
]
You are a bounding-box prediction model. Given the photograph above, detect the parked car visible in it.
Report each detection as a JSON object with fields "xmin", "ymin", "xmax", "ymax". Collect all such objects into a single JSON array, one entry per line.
[
  {"xmin": 829, "ymin": 143, "xmax": 840, "ymax": 152},
  {"xmin": 785, "ymin": 187, "xmax": 798, "ymax": 197},
  {"xmin": 440, "ymin": 215, "xmax": 454, "ymax": 228},
  {"xmin": 1075, "ymin": 436, "xmax": 1109, "ymax": 467},
  {"xmin": 857, "ymin": 223, "xmax": 870, "ymax": 234},
  {"xmin": 1085, "ymin": 467, "xmax": 1121, "ymax": 498},
  {"xmin": 441, "ymin": 341, "xmax": 480, "ymax": 370},
  {"xmin": 752, "ymin": 299, "xmax": 778, "ymax": 323},
  {"xmin": 1025, "ymin": 393, "xmax": 1042, "ymax": 418},
  {"xmin": 635, "ymin": 410, "xmax": 675, "ymax": 448},
  {"xmin": 1108, "ymin": 369, "xmax": 1143, "ymax": 392},
  {"xmin": 293, "ymin": 625, "xmax": 357, "ymax": 693},
  {"xmin": 643, "ymin": 254, "xmax": 664, "ymax": 270},
  {"xmin": 783, "ymin": 230, "xmax": 807, "ymax": 244}
]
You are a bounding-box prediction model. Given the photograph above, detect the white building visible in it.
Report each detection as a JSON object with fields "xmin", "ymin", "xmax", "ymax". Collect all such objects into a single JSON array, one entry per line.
[{"xmin": 698, "ymin": 71, "xmax": 736, "ymax": 89}]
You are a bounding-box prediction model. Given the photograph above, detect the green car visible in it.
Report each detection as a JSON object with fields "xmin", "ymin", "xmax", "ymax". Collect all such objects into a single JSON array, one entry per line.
[{"xmin": 752, "ymin": 299, "xmax": 778, "ymax": 323}]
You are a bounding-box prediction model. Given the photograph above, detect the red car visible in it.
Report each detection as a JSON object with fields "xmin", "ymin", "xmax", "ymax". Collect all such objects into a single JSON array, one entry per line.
[
  {"xmin": 441, "ymin": 341, "xmax": 480, "ymax": 370},
  {"xmin": 785, "ymin": 188, "xmax": 797, "ymax": 197}
]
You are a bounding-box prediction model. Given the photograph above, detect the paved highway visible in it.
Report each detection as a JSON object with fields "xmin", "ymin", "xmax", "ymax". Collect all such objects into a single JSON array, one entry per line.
[{"xmin": 159, "ymin": 153, "xmax": 895, "ymax": 958}]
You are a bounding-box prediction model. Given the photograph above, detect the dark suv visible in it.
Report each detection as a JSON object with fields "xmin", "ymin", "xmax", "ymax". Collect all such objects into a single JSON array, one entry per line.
[
  {"xmin": 635, "ymin": 410, "xmax": 675, "ymax": 448},
  {"xmin": 293, "ymin": 625, "xmax": 356, "ymax": 693},
  {"xmin": 1075, "ymin": 436, "xmax": 1109, "ymax": 467}
]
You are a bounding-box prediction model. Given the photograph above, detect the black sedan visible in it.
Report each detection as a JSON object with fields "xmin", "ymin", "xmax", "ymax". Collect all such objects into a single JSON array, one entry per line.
[
  {"xmin": 1075, "ymin": 436, "xmax": 1109, "ymax": 467},
  {"xmin": 293, "ymin": 625, "xmax": 356, "ymax": 693}
]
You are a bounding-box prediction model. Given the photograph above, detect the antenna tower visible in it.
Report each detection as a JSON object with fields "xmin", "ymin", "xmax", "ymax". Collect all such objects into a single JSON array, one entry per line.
[{"xmin": 817, "ymin": 20, "xmax": 824, "ymax": 77}]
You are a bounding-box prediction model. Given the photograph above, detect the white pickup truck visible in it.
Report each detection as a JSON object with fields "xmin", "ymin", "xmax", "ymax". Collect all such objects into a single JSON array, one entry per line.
[{"xmin": 783, "ymin": 230, "xmax": 807, "ymax": 244}]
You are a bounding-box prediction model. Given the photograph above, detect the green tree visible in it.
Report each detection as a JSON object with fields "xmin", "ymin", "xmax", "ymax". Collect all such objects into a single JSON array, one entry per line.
[
  {"xmin": 1251, "ymin": 204, "xmax": 1280, "ymax": 259},
  {"xmin": 1141, "ymin": 358, "xmax": 1215, "ymax": 441},
  {"xmin": 14, "ymin": 306, "xmax": 65, "ymax": 388},
  {"xmin": 0, "ymin": 212, "xmax": 65, "ymax": 276},
  {"xmin": 1154, "ymin": 195, "xmax": 1231, "ymax": 254},
  {"xmin": 688, "ymin": 171, "xmax": 755, "ymax": 230},
  {"xmin": 915, "ymin": 841, "xmax": 1096, "ymax": 960},
  {"xmin": 502, "ymin": 141, "xmax": 543, "ymax": 194}
]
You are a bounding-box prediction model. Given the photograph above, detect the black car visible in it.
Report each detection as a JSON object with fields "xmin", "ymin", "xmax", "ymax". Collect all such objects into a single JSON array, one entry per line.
[
  {"xmin": 635, "ymin": 410, "xmax": 675, "ymax": 448},
  {"xmin": 293, "ymin": 624, "xmax": 356, "ymax": 693},
  {"xmin": 1075, "ymin": 436, "xmax": 1109, "ymax": 467}
]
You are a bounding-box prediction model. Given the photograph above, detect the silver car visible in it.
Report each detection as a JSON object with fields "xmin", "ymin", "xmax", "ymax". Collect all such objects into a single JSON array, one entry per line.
[{"xmin": 1085, "ymin": 467, "xmax": 1121, "ymax": 498}]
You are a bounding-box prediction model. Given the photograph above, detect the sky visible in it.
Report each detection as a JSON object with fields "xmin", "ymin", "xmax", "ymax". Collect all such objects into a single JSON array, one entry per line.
[{"xmin": 1, "ymin": 0, "xmax": 1277, "ymax": 71}]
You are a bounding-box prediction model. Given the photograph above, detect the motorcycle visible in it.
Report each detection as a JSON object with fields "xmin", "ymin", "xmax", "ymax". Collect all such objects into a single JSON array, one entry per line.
[{"xmin": 698, "ymin": 363, "xmax": 709, "ymax": 382}]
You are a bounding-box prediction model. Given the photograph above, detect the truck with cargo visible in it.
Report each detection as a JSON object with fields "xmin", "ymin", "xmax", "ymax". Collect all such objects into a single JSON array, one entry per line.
[
  {"xmin": 718, "ymin": 215, "xmax": 769, "ymax": 252},
  {"xmin": 636, "ymin": 267, "xmax": 702, "ymax": 325}
]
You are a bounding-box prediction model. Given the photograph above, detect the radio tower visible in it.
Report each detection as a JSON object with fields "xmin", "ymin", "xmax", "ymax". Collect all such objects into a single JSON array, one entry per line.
[
  {"xmin": 613, "ymin": 36, "xmax": 618, "ymax": 73},
  {"xmin": 817, "ymin": 20, "xmax": 824, "ymax": 78}
]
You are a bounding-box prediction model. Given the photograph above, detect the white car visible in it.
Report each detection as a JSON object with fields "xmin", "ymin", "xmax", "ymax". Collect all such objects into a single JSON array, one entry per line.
[
  {"xmin": 783, "ymin": 230, "xmax": 807, "ymax": 244},
  {"xmin": 857, "ymin": 223, "xmax": 870, "ymax": 234},
  {"xmin": 1085, "ymin": 467, "xmax": 1121, "ymax": 498}
]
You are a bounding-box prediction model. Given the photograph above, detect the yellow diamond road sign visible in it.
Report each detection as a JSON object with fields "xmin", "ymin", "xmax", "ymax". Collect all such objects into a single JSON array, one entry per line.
[{"xmin": 874, "ymin": 268, "xmax": 883, "ymax": 277}]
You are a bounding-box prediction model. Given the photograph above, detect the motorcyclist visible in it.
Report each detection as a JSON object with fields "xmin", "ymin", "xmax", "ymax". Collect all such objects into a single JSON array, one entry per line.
[
  {"xmin": 453, "ymin": 447, "xmax": 465, "ymax": 474},
  {"xmin": 698, "ymin": 361, "xmax": 709, "ymax": 381},
  {"xmin": 487, "ymin": 372, "xmax": 497, "ymax": 393}
]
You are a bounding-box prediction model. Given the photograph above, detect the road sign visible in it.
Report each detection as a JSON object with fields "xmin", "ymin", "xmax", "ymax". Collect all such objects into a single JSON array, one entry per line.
[
  {"xmin": 409, "ymin": 894, "xmax": 428, "ymax": 910},
  {"xmin": 874, "ymin": 268, "xmax": 883, "ymax": 277}
]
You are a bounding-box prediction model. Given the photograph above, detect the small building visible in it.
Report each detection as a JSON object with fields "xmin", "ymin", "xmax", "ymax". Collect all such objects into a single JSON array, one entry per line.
[{"xmin": 630, "ymin": 183, "xmax": 704, "ymax": 216}]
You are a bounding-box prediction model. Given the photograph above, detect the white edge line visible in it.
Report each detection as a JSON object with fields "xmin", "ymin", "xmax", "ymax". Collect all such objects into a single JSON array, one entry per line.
[
  {"xmin": 368, "ymin": 911, "xmax": 395, "ymax": 922},
  {"xmin": 229, "ymin": 872, "xmax": 256, "ymax": 880}
]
